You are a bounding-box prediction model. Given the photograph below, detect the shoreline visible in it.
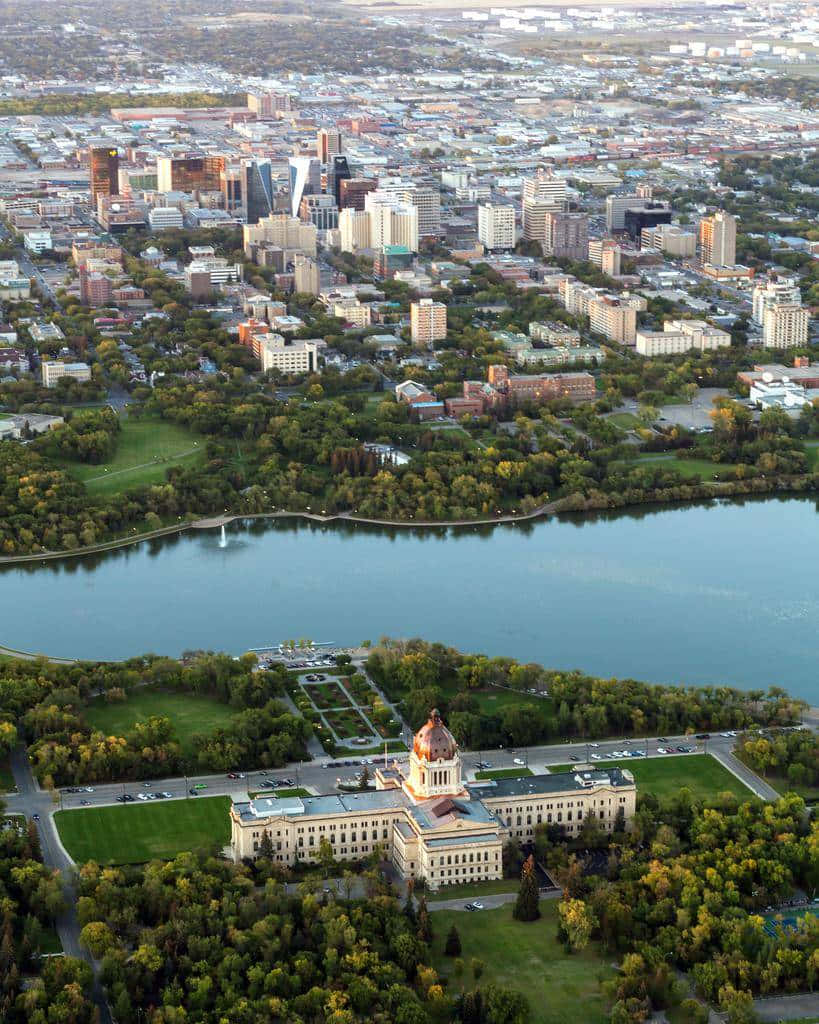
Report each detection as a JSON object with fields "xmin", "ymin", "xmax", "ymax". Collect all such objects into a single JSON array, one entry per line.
[{"xmin": 0, "ymin": 476, "xmax": 817, "ymax": 567}]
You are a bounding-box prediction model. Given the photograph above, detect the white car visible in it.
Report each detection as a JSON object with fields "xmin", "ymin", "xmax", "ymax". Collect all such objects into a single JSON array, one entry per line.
[
  {"xmin": 720, "ymin": 732, "xmax": 731, "ymax": 738},
  {"xmin": 612, "ymin": 750, "xmax": 623, "ymax": 758},
  {"xmin": 513, "ymin": 758, "xmax": 525, "ymax": 766},
  {"xmin": 472, "ymin": 901, "xmax": 484, "ymax": 910},
  {"xmin": 590, "ymin": 753, "xmax": 602, "ymax": 761},
  {"xmin": 657, "ymin": 747, "xmax": 668, "ymax": 754},
  {"xmin": 137, "ymin": 793, "xmax": 149, "ymax": 801},
  {"xmin": 588, "ymin": 743, "xmax": 599, "ymax": 748}
]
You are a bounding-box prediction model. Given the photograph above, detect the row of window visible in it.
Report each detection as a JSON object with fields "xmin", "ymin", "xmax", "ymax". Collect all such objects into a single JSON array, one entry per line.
[{"xmin": 435, "ymin": 850, "xmax": 498, "ymax": 866}]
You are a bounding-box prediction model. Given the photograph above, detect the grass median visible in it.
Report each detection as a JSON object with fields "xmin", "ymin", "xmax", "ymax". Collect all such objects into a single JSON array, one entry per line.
[
  {"xmin": 549, "ymin": 754, "xmax": 751, "ymax": 802},
  {"xmin": 55, "ymin": 795, "xmax": 231, "ymax": 865}
]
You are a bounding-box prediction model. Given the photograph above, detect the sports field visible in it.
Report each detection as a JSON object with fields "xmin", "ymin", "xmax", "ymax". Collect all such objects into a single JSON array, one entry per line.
[
  {"xmin": 550, "ymin": 755, "xmax": 751, "ymax": 802},
  {"xmin": 431, "ymin": 901, "xmax": 613, "ymax": 1024},
  {"xmin": 56, "ymin": 415, "xmax": 203, "ymax": 495},
  {"xmin": 84, "ymin": 688, "xmax": 230, "ymax": 755},
  {"xmin": 55, "ymin": 796, "xmax": 231, "ymax": 864}
]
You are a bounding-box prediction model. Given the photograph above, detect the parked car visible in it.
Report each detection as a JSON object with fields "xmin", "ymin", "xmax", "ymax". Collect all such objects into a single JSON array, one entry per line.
[
  {"xmin": 657, "ymin": 748, "xmax": 669, "ymax": 754},
  {"xmin": 189, "ymin": 788, "xmax": 198, "ymax": 796},
  {"xmin": 590, "ymin": 753, "xmax": 602, "ymax": 761},
  {"xmin": 513, "ymin": 758, "xmax": 525, "ymax": 766},
  {"xmin": 137, "ymin": 793, "xmax": 149, "ymax": 801},
  {"xmin": 695, "ymin": 733, "xmax": 710, "ymax": 740},
  {"xmin": 32, "ymin": 814, "xmax": 40, "ymax": 821},
  {"xmin": 464, "ymin": 904, "xmax": 477, "ymax": 912},
  {"xmin": 472, "ymin": 901, "xmax": 484, "ymax": 910},
  {"xmin": 80, "ymin": 799, "xmax": 90, "ymax": 806},
  {"xmin": 569, "ymin": 755, "xmax": 579, "ymax": 762}
]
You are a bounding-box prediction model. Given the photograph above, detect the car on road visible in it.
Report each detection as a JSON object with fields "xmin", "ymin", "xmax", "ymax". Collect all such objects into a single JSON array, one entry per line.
[
  {"xmin": 590, "ymin": 753, "xmax": 602, "ymax": 760},
  {"xmin": 612, "ymin": 750, "xmax": 624, "ymax": 758},
  {"xmin": 193, "ymin": 783, "xmax": 207, "ymax": 790},
  {"xmin": 305, "ymin": 674, "xmax": 318, "ymax": 681},
  {"xmin": 261, "ymin": 780, "xmax": 276, "ymax": 788},
  {"xmin": 315, "ymin": 674, "xmax": 326, "ymax": 681},
  {"xmin": 116, "ymin": 794, "xmax": 134, "ymax": 803},
  {"xmin": 631, "ymin": 750, "xmax": 645, "ymax": 757},
  {"xmin": 568, "ymin": 755, "xmax": 579, "ymax": 761},
  {"xmin": 189, "ymin": 788, "xmax": 199, "ymax": 796},
  {"xmin": 695, "ymin": 733, "xmax": 710, "ymax": 739},
  {"xmin": 227, "ymin": 772, "xmax": 246, "ymax": 779},
  {"xmin": 84, "ymin": 787, "xmax": 95, "ymax": 793},
  {"xmin": 161, "ymin": 792, "xmax": 173, "ymax": 799},
  {"xmin": 80, "ymin": 799, "xmax": 90, "ymax": 806},
  {"xmin": 142, "ymin": 782, "xmax": 152, "ymax": 788},
  {"xmin": 464, "ymin": 904, "xmax": 478, "ymax": 912},
  {"xmin": 32, "ymin": 814, "xmax": 40, "ymax": 821},
  {"xmin": 472, "ymin": 901, "xmax": 484, "ymax": 910},
  {"xmin": 513, "ymin": 758, "xmax": 525, "ymax": 766},
  {"xmin": 657, "ymin": 747, "xmax": 669, "ymax": 754},
  {"xmin": 588, "ymin": 743, "xmax": 599, "ymax": 748},
  {"xmin": 657, "ymin": 737, "xmax": 668, "ymax": 743},
  {"xmin": 676, "ymin": 746, "xmax": 688, "ymax": 752}
]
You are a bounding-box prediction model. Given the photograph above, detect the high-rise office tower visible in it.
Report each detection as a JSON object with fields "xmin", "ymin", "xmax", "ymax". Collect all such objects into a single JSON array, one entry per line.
[
  {"xmin": 317, "ymin": 128, "xmax": 343, "ymax": 163},
  {"xmin": 699, "ymin": 211, "xmax": 737, "ymax": 268},
  {"xmin": 339, "ymin": 178, "xmax": 376, "ymax": 210},
  {"xmin": 220, "ymin": 164, "xmax": 243, "ymax": 215},
  {"xmin": 326, "ymin": 156, "xmax": 351, "ymax": 206},
  {"xmin": 90, "ymin": 146, "xmax": 119, "ymax": 205},
  {"xmin": 365, "ymin": 192, "xmax": 419, "ymax": 253},
  {"xmin": 339, "ymin": 208, "xmax": 371, "ymax": 251},
  {"xmin": 156, "ymin": 156, "xmax": 226, "ymax": 194},
  {"xmin": 605, "ymin": 193, "xmax": 660, "ymax": 233},
  {"xmin": 522, "ymin": 169, "xmax": 567, "ymax": 246},
  {"xmin": 288, "ymin": 156, "xmax": 321, "ymax": 218},
  {"xmin": 242, "ymin": 159, "xmax": 274, "ymax": 224},
  {"xmin": 478, "ymin": 203, "xmax": 515, "ymax": 251}
]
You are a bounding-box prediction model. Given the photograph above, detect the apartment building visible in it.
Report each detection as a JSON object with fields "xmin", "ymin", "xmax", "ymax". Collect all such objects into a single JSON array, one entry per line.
[
  {"xmin": 333, "ymin": 298, "xmax": 372, "ymax": 327},
  {"xmin": 478, "ymin": 203, "xmax": 515, "ymax": 251},
  {"xmin": 589, "ymin": 295, "xmax": 638, "ymax": 345},
  {"xmin": 635, "ymin": 319, "xmax": 731, "ymax": 356},
  {"xmin": 410, "ymin": 298, "xmax": 447, "ymax": 348},
  {"xmin": 338, "ymin": 208, "xmax": 370, "ymax": 252},
  {"xmin": 699, "ymin": 210, "xmax": 737, "ymax": 268},
  {"xmin": 588, "ymin": 238, "xmax": 621, "ymax": 276},
  {"xmin": 294, "ymin": 255, "xmax": 321, "ymax": 296},
  {"xmin": 544, "ymin": 211, "xmax": 588, "ymax": 261},
  {"xmin": 522, "ymin": 169, "xmax": 567, "ymax": 246},
  {"xmin": 260, "ymin": 335, "xmax": 319, "ymax": 375},
  {"xmin": 752, "ymin": 276, "xmax": 802, "ymax": 325},
  {"xmin": 243, "ymin": 214, "xmax": 317, "ymax": 258},
  {"xmin": 365, "ymin": 193, "xmax": 419, "ymax": 253},
  {"xmin": 529, "ymin": 321, "xmax": 581, "ymax": 347},
  {"xmin": 762, "ymin": 304, "xmax": 809, "ymax": 349},
  {"xmin": 641, "ymin": 224, "xmax": 697, "ymax": 258}
]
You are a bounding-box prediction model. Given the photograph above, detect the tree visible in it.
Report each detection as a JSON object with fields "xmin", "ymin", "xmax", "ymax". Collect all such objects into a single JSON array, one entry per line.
[
  {"xmin": 416, "ymin": 895, "xmax": 432, "ymax": 942},
  {"xmin": 472, "ymin": 957, "xmax": 485, "ymax": 981},
  {"xmin": 513, "ymin": 854, "xmax": 540, "ymax": 922},
  {"xmin": 557, "ymin": 898, "xmax": 597, "ymax": 952},
  {"xmin": 444, "ymin": 923, "xmax": 462, "ymax": 957},
  {"xmin": 358, "ymin": 764, "xmax": 371, "ymax": 790},
  {"xmin": 258, "ymin": 829, "xmax": 274, "ymax": 858}
]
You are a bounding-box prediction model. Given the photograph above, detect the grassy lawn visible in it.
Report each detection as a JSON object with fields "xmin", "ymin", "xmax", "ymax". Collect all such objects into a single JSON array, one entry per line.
[
  {"xmin": 427, "ymin": 878, "xmax": 518, "ymax": 901},
  {"xmin": 475, "ymin": 768, "xmax": 533, "ymax": 781},
  {"xmin": 608, "ymin": 412, "xmax": 641, "ymax": 429},
  {"xmin": 84, "ymin": 688, "xmax": 231, "ymax": 756},
  {"xmin": 805, "ymin": 440, "xmax": 819, "ymax": 470},
  {"xmin": 550, "ymin": 755, "xmax": 751, "ymax": 802},
  {"xmin": 430, "ymin": 901, "xmax": 613, "ymax": 1024},
  {"xmin": 0, "ymin": 758, "xmax": 15, "ymax": 792},
  {"xmin": 618, "ymin": 453, "xmax": 738, "ymax": 481},
  {"xmin": 324, "ymin": 708, "xmax": 373, "ymax": 740},
  {"xmin": 55, "ymin": 796, "xmax": 231, "ymax": 865},
  {"xmin": 342, "ymin": 673, "xmax": 376, "ymax": 704},
  {"xmin": 760, "ymin": 772, "xmax": 819, "ymax": 803},
  {"xmin": 334, "ymin": 739, "xmax": 407, "ymax": 757},
  {"xmin": 55, "ymin": 415, "xmax": 203, "ymax": 496},
  {"xmin": 438, "ymin": 683, "xmax": 551, "ymax": 717}
]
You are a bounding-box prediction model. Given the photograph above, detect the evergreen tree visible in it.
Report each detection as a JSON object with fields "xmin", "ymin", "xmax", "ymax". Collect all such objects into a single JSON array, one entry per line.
[
  {"xmin": 444, "ymin": 923, "xmax": 462, "ymax": 957},
  {"xmin": 416, "ymin": 895, "xmax": 432, "ymax": 942},
  {"xmin": 258, "ymin": 829, "xmax": 274, "ymax": 858},
  {"xmin": 513, "ymin": 854, "xmax": 540, "ymax": 922}
]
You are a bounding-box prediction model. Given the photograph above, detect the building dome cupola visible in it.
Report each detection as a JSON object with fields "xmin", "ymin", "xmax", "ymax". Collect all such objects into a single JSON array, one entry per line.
[{"xmin": 413, "ymin": 708, "xmax": 458, "ymax": 763}]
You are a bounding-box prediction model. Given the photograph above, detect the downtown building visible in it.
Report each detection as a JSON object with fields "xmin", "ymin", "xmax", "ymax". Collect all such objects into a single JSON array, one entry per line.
[
  {"xmin": 522, "ymin": 169, "xmax": 567, "ymax": 248},
  {"xmin": 635, "ymin": 319, "xmax": 731, "ymax": 357},
  {"xmin": 410, "ymin": 298, "xmax": 447, "ymax": 348},
  {"xmin": 478, "ymin": 203, "xmax": 515, "ymax": 251},
  {"xmin": 699, "ymin": 210, "xmax": 737, "ymax": 268}
]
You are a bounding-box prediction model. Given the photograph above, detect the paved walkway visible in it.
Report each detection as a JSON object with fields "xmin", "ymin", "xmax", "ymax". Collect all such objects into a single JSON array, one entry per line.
[{"xmin": 709, "ymin": 745, "xmax": 781, "ymax": 800}]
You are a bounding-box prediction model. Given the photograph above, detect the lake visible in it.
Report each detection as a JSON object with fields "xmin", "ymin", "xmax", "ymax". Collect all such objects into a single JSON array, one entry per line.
[{"xmin": 4, "ymin": 497, "xmax": 818, "ymax": 701}]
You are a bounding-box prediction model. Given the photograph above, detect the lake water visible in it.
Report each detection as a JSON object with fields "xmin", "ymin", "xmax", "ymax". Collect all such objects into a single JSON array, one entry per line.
[{"xmin": 4, "ymin": 497, "xmax": 818, "ymax": 701}]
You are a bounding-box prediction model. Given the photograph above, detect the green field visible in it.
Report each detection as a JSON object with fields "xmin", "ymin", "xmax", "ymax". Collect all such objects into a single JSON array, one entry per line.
[
  {"xmin": 39, "ymin": 927, "xmax": 63, "ymax": 954},
  {"xmin": 427, "ymin": 878, "xmax": 518, "ymax": 902},
  {"xmin": 84, "ymin": 688, "xmax": 230, "ymax": 755},
  {"xmin": 762, "ymin": 772, "xmax": 819, "ymax": 803},
  {"xmin": 55, "ymin": 795, "xmax": 231, "ymax": 864},
  {"xmin": 618, "ymin": 453, "xmax": 738, "ymax": 481},
  {"xmin": 608, "ymin": 412, "xmax": 641, "ymax": 430},
  {"xmin": 334, "ymin": 740, "xmax": 407, "ymax": 757},
  {"xmin": 475, "ymin": 767, "xmax": 534, "ymax": 781},
  {"xmin": 550, "ymin": 755, "xmax": 751, "ymax": 802},
  {"xmin": 56, "ymin": 415, "xmax": 203, "ymax": 495},
  {"xmin": 431, "ymin": 901, "xmax": 613, "ymax": 1024},
  {"xmin": 805, "ymin": 441, "xmax": 819, "ymax": 470},
  {"xmin": 0, "ymin": 758, "xmax": 14, "ymax": 792}
]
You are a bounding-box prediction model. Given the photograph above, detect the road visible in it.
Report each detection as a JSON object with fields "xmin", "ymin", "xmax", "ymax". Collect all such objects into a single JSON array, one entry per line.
[
  {"xmin": 2, "ymin": 730, "xmax": 783, "ymax": 823},
  {"xmin": 8, "ymin": 747, "xmax": 111, "ymax": 1024}
]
